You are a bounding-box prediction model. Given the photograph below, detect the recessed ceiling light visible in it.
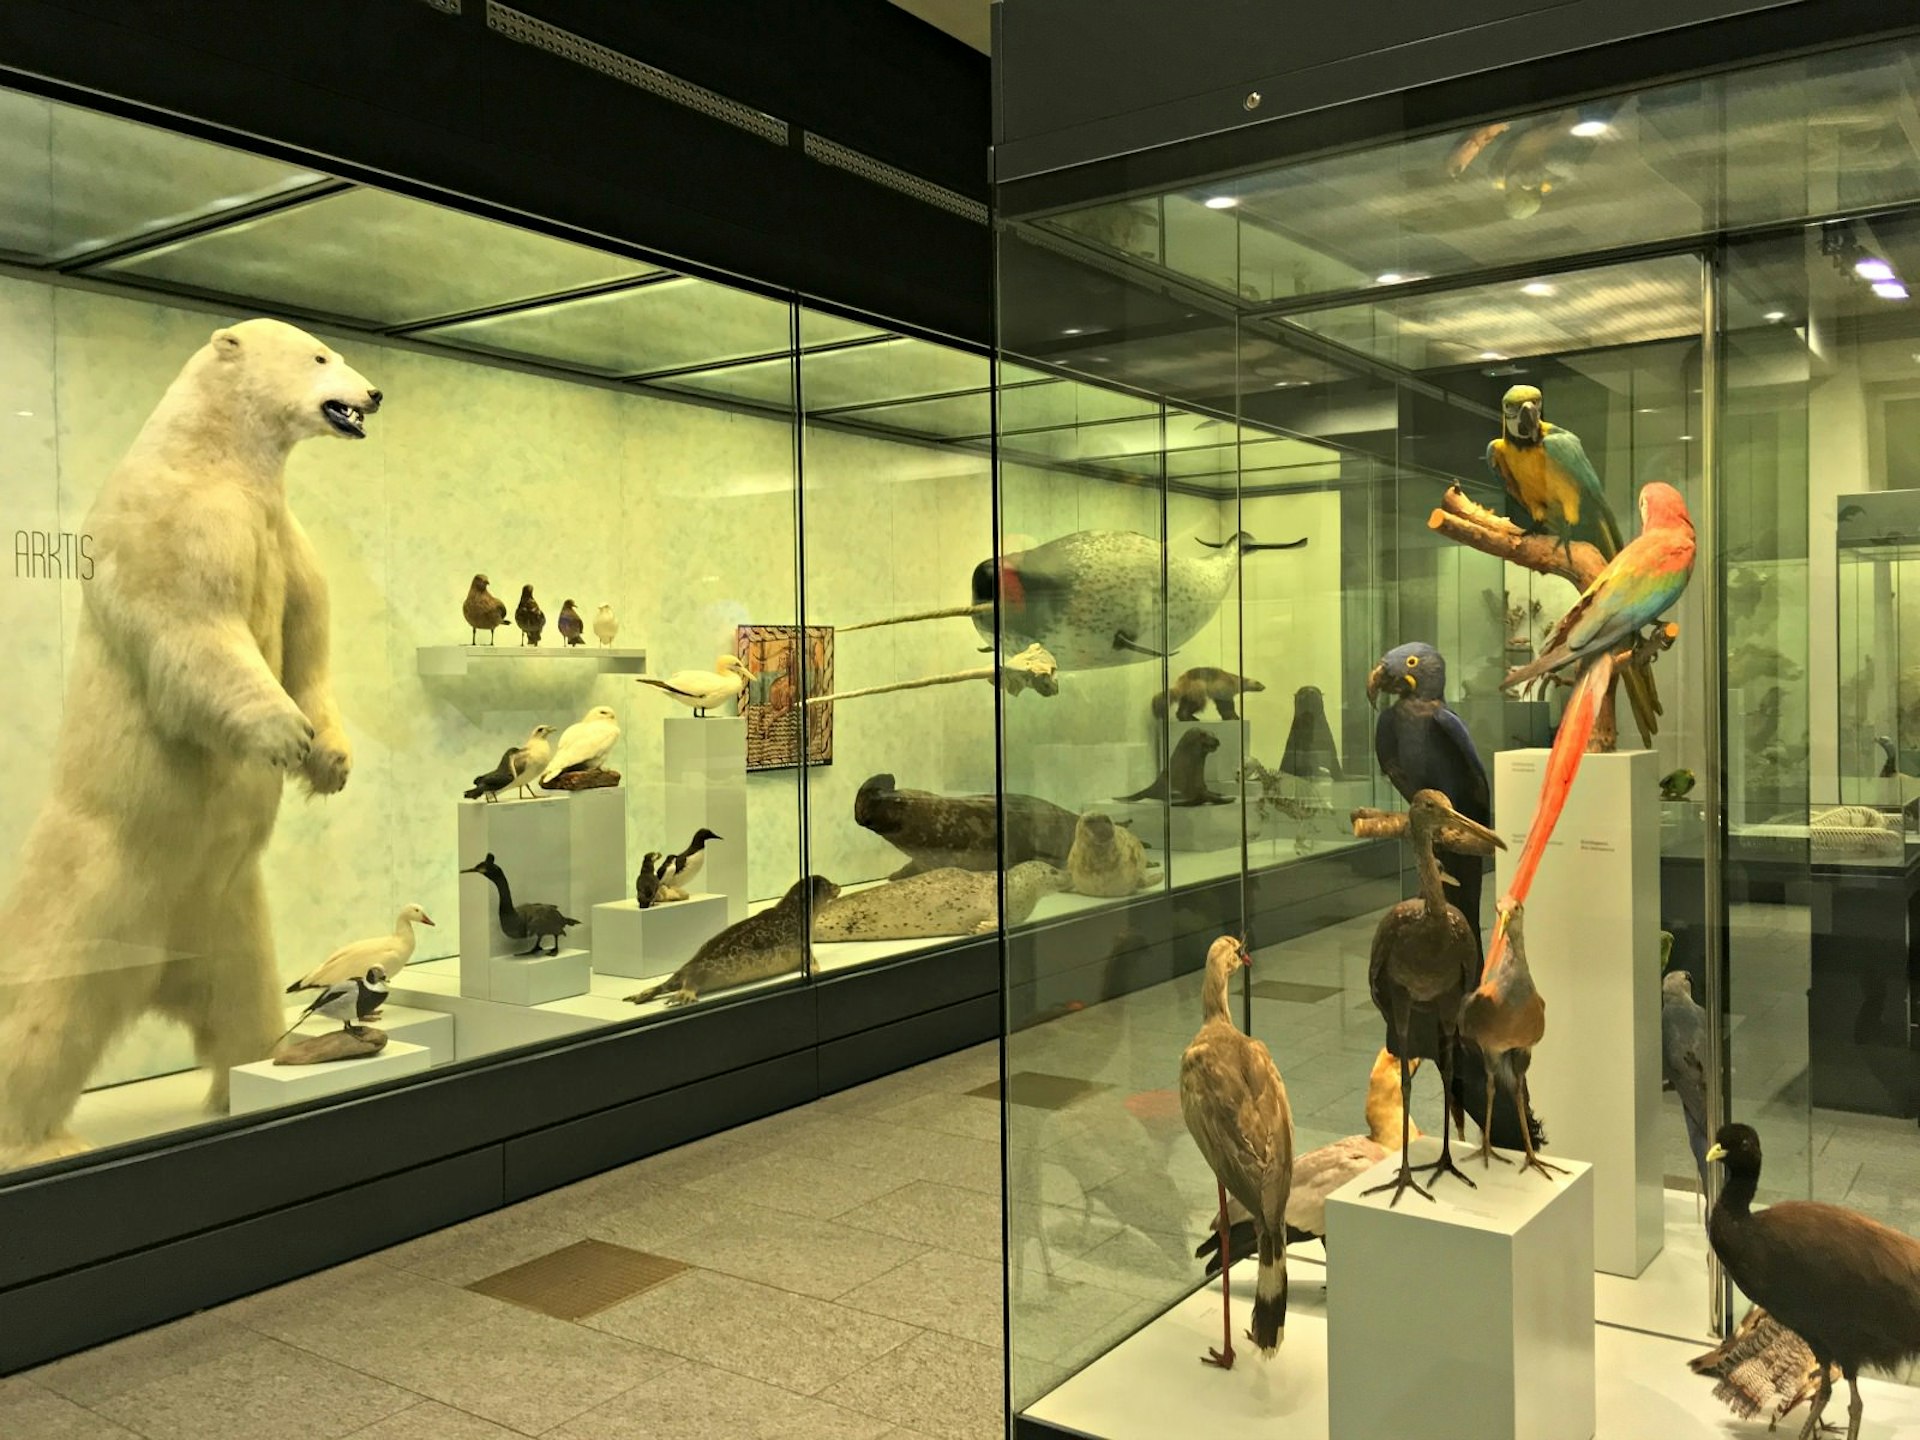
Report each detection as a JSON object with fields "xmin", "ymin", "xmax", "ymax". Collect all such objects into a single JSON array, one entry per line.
[
  {"xmin": 1636, "ymin": 407, "xmax": 1658, "ymax": 414},
  {"xmin": 1678, "ymin": 434, "xmax": 1695, "ymax": 442},
  {"xmin": 1856, "ymin": 258, "xmax": 1897, "ymax": 282},
  {"xmin": 1203, "ymin": 196, "xmax": 1238, "ymax": 210},
  {"xmin": 1376, "ymin": 272, "xmax": 1405, "ymax": 285},
  {"xmin": 1521, "ymin": 282, "xmax": 1556, "ymax": 297},
  {"xmin": 1478, "ymin": 351, "xmax": 1508, "ymax": 361},
  {"xmin": 1763, "ymin": 310, "xmax": 1788, "ymax": 322},
  {"xmin": 1570, "ymin": 120, "xmax": 1610, "ymax": 139},
  {"xmin": 1061, "ymin": 327, "xmax": 1084, "ymax": 335},
  {"xmin": 1874, "ymin": 281, "xmax": 1910, "ymax": 300}
]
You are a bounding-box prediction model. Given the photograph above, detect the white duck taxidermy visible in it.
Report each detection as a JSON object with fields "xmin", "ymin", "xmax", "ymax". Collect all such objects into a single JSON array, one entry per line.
[
  {"xmin": 286, "ymin": 904, "xmax": 434, "ymax": 1009},
  {"xmin": 635, "ymin": 656, "xmax": 750, "ymax": 717}
]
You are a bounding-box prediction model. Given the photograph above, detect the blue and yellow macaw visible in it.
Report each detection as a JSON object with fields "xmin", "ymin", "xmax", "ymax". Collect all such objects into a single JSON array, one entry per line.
[{"xmin": 1485, "ymin": 384, "xmax": 1626, "ymax": 561}]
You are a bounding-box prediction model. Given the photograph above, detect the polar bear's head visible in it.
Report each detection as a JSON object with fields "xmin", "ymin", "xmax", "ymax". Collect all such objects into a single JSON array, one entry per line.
[{"xmin": 203, "ymin": 318, "xmax": 383, "ymax": 443}]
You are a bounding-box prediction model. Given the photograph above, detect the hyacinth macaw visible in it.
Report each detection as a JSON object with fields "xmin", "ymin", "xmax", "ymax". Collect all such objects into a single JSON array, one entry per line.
[
  {"xmin": 1368, "ymin": 642, "xmax": 1490, "ymax": 943},
  {"xmin": 1486, "ymin": 384, "xmax": 1627, "ymax": 561},
  {"xmin": 1500, "ymin": 481, "xmax": 1696, "ymax": 694}
]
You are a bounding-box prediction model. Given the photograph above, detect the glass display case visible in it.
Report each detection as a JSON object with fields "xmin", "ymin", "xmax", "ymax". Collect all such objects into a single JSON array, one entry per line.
[
  {"xmin": 0, "ymin": 79, "xmax": 998, "ymax": 1176},
  {"xmin": 998, "ymin": 26, "xmax": 1920, "ymax": 1440}
]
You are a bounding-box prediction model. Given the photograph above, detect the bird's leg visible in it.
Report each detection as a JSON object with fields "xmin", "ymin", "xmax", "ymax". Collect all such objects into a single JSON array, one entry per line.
[
  {"xmin": 1362, "ymin": 1050, "xmax": 1433, "ymax": 1207},
  {"xmin": 1413, "ymin": 1033, "xmax": 1477, "ymax": 1191},
  {"xmin": 1842, "ymin": 1369, "xmax": 1862, "ymax": 1440},
  {"xmin": 1476, "ymin": 1066, "xmax": 1511, "ymax": 1167},
  {"xmin": 520, "ymin": 942, "xmax": 543, "ymax": 957},
  {"xmin": 1201, "ymin": 1182, "xmax": 1236, "ymax": 1369},
  {"xmin": 469, "ymin": 627, "xmax": 478, "ymax": 645},
  {"xmin": 1515, "ymin": 1073, "xmax": 1567, "ymax": 1181},
  {"xmin": 1798, "ymin": 1365, "xmax": 1834, "ymax": 1440}
]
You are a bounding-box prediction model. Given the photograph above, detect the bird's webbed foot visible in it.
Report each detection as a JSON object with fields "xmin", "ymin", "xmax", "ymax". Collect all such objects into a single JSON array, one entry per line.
[
  {"xmin": 1201, "ymin": 1345, "xmax": 1236, "ymax": 1371},
  {"xmin": 1361, "ymin": 1164, "xmax": 1434, "ymax": 1208}
]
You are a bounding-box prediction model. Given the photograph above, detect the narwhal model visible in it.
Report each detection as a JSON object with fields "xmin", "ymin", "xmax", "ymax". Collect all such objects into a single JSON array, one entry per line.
[{"xmin": 836, "ymin": 529, "xmax": 1308, "ymax": 676}]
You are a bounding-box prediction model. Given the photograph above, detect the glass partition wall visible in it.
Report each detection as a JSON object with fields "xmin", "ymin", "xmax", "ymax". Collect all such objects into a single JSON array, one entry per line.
[
  {"xmin": 0, "ymin": 79, "xmax": 998, "ymax": 1177},
  {"xmin": 1001, "ymin": 27, "xmax": 1920, "ymax": 1436}
]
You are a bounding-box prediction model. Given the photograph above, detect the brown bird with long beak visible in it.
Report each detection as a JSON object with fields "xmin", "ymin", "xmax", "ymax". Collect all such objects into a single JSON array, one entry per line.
[
  {"xmin": 1180, "ymin": 935, "xmax": 1294, "ymax": 1369},
  {"xmin": 1352, "ymin": 789, "xmax": 1506, "ymax": 1206},
  {"xmin": 462, "ymin": 573, "xmax": 507, "ymax": 645},
  {"xmin": 1458, "ymin": 899, "xmax": 1566, "ymax": 1182}
]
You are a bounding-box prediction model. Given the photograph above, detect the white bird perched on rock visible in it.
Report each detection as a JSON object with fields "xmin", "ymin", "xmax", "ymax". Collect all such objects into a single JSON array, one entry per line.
[
  {"xmin": 593, "ymin": 604, "xmax": 619, "ymax": 648},
  {"xmin": 465, "ymin": 724, "xmax": 555, "ymax": 802},
  {"xmin": 286, "ymin": 905, "xmax": 433, "ymax": 1004},
  {"xmin": 541, "ymin": 705, "xmax": 621, "ymax": 783},
  {"xmin": 636, "ymin": 656, "xmax": 750, "ymax": 717}
]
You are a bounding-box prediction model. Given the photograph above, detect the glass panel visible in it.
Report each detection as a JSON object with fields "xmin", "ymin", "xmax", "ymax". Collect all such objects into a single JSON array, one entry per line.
[{"xmin": 797, "ymin": 316, "xmax": 998, "ymax": 976}]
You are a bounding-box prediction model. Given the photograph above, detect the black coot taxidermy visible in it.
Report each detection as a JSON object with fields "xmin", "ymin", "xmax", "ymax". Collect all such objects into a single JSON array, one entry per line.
[{"xmin": 1705, "ymin": 1123, "xmax": 1920, "ymax": 1440}]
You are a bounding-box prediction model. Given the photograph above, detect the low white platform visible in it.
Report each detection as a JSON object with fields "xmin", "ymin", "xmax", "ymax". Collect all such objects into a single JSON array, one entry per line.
[
  {"xmin": 476, "ymin": 948, "xmax": 591, "ymax": 1006},
  {"xmin": 664, "ymin": 717, "xmax": 749, "ymax": 924},
  {"xmin": 591, "ymin": 893, "xmax": 727, "ymax": 979},
  {"xmin": 1326, "ymin": 1138, "xmax": 1594, "ymax": 1440},
  {"xmin": 281, "ymin": 1001, "xmax": 453, "ymax": 1068},
  {"xmin": 1495, "ymin": 747, "xmax": 1662, "ymax": 1278},
  {"xmin": 229, "ymin": 1040, "xmax": 430, "ymax": 1115}
]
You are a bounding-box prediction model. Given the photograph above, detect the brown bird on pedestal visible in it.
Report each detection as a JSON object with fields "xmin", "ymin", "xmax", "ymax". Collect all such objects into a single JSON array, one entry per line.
[
  {"xmin": 1457, "ymin": 899, "xmax": 1566, "ymax": 1182},
  {"xmin": 515, "ymin": 584, "xmax": 545, "ymax": 646},
  {"xmin": 1180, "ymin": 935, "xmax": 1293, "ymax": 1369},
  {"xmin": 1352, "ymin": 789, "xmax": 1506, "ymax": 1207},
  {"xmin": 1705, "ymin": 1123, "xmax": 1920, "ymax": 1440},
  {"xmin": 462, "ymin": 573, "xmax": 507, "ymax": 645}
]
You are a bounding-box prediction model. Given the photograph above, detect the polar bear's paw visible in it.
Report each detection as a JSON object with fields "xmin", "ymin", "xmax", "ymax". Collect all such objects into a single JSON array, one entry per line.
[
  {"xmin": 235, "ymin": 696, "xmax": 315, "ymax": 770},
  {"xmin": 303, "ymin": 730, "xmax": 352, "ymax": 796},
  {"xmin": 0, "ymin": 1130, "xmax": 92, "ymax": 1170}
]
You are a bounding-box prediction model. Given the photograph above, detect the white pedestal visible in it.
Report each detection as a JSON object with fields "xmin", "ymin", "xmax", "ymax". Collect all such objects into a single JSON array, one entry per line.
[
  {"xmin": 1494, "ymin": 747, "xmax": 1662, "ymax": 1279},
  {"xmin": 1327, "ymin": 1138, "xmax": 1595, "ymax": 1440},
  {"xmin": 230, "ymin": 1040, "xmax": 431, "ymax": 1116},
  {"xmin": 478, "ymin": 948, "xmax": 591, "ymax": 1006},
  {"xmin": 591, "ymin": 894, "xmax": 728, "ymax": 979},
  {"xmin": 663, "ymin": 717, "xmax": 748, "ymax": 924},
  {"xmin": 283, "ymin": 1002, "xmax": 453, "ymax": 1068},
  {"xmin": 457, "ymin": 788, "xmax": 625, "ymax": 999}
]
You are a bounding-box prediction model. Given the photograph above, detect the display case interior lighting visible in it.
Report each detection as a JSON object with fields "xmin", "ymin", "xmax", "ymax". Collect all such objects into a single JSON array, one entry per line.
[
  {"xmin": 1520, "ymin": 282, "xmax": 1556, "ymax": 297},
  {"xmin": 1569, "ymin": 119, "xmax": 1610, "ymax": 138},
  {"xmin": 1202, "ymin": 195, "xmax": 1238, "ymax": 210},
  {"xmin": 1376, "ymin": 272, "xmax": 1404, "ymax": 284},
  {"xmin": 1874, "ymin": 281, "xmax": 1910, "ymax": 300},
  {"xmin": 1855, "ymin": 258, "xmax": 1897, "ymax": 282},
  {"xmin": 1764, "ymin": 309, "xmax": 1789, "ymax": 322}
]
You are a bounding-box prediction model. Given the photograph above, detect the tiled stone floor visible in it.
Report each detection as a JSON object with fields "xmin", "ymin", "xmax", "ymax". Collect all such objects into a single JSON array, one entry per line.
[{"xmin": 2, "ymin": 1043, "xmax": 1009, "ymax": 1440}]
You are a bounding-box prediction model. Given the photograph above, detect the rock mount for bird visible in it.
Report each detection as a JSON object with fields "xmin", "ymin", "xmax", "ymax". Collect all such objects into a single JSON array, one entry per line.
[{"xmin": 540, "ymin": 767, "xmax": 620, "ymax": 792}]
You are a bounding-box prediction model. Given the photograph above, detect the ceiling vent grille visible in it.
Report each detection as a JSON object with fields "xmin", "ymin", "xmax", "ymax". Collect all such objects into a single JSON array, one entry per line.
[
  {"xmin": 803, "ymin": 134, "xmax": 988, "ymax": 225},
  {"xmin": 486, "ymin": 3, "xmax": 790, "ymax": 146}
]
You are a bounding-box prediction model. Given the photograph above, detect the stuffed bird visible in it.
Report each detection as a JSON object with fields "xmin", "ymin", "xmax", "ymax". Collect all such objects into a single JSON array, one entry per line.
[
  {"xmin": 593, "ymin": 604, "xmax": 619, "ymax": 648},
  {"xmin": 1662, "ymin": 969, "xmax": 1710, "ymax": 1186},
  {"xmin": 540, "ymin": 706, "xmax": 621, "ymax": 784},
  {"xmin": 286, "ymin": 906, "xmax": 432, "ymax": 998},
  {"xmin": 515, "ymin": 584, "xmax": 545, "ymax": 646},
  {"xmin": 462, "ymin": 574, "xmax": 508, "ymax": 645},
  {"xmin": 557, "ymin": 599, "xmax": 584, "ymax": 646},
  {"xmin": 1500, "ymin": 482, "xmax": 1696, "ymax": 695},
  {"xmin": 466, "ymin": 724, "xmax": 556, "ymax": 802},
  {"xmin": 635, "ymin": 656, "xmax": 751, "ymax": 717},
  {"xmin": 1486, "ymin": 384, "xmax": 1626, "ymax": 561}
]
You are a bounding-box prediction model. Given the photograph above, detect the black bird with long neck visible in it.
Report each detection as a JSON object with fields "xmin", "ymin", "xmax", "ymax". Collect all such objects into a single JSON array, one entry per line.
[
  {"xmin": 460, "ymin": 852, "xmax": 578, "ymax": 956},
  {"xmin": 1352, "ymin": 789, "xmax": 1506, "ymax": 1207},
  {"xmin": 1705, "ymin": 1123, "xmax": 1920, "ymax": 1440}
]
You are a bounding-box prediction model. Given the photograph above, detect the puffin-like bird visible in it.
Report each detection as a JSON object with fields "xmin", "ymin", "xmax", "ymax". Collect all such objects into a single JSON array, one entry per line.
[
  {"xmin": 1485, "ymin": 383, "xmax": 1626, "ymax": 560},
  {"xmin": 1706, "ymin": 1123, "xmax": 1920, "ymax": 1440},
  {"xmin": 1457, "ymin": 900, "xmax": 1565, "ymax": 1182},
  {"xmin": 1353, "ymin": 789, "xmax": 1506, "ymax": 1206},
  {"xmin": 1180, "ymin": 935, "xmax": 1293, "ymax": 1368},
  {"xmin": 1368, "ymin": 643, "xmax": 1489, "ymax": 944},
  {"xmin": 462, "ymin": 574, "xmax": 508, "ymax": 645},
  {"xmin": 514, "ymin": 584, "xmax": 545, "ymax": 646}
]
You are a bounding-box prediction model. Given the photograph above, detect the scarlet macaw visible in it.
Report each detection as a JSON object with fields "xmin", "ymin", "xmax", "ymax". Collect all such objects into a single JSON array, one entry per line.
[{"xmin": 1486, "ymin": 384, "xmax": 1627, "ymax": 561}]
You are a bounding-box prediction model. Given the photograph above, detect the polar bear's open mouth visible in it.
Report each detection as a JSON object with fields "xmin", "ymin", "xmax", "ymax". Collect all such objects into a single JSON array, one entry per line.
[{"xmin": 321, "ymin": 400, "xmax": 367, "ymax": 439}]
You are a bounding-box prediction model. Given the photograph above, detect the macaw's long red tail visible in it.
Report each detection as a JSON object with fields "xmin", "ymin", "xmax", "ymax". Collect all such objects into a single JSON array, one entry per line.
[{"xmin": 1483, "ymin": 652, "xmax": 1616, "ymax": 977}]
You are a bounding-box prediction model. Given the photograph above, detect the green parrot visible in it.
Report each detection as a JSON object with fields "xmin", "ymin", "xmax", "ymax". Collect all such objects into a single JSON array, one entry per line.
[
  {"xmin": 1659, "ymin": 767, "xmax": 1696, "ymax": 801},
  {"xmin": 1485, "ymin": 384, "xmax": 1628, "ymax": 561}
]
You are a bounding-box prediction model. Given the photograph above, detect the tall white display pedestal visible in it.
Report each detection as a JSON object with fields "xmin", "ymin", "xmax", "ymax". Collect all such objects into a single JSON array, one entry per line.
[
  {"xmin": 663, "ymin": 717, "xmax": 748, "ymax": 924},
  {"xmin": 1327, "ymin": 1139, "xmax": 1595, "ymax": 1440},
  {"xmin": 1494, "ymin": 747, "xmax": 1662, "ymax": 1278},
  {"xmin": 457, "ymin": 788, "xmax": 625, "ymax": 1004},
  {"xmin": 591, "ymin": 894, "xmax": 728, "ymax": 980}
]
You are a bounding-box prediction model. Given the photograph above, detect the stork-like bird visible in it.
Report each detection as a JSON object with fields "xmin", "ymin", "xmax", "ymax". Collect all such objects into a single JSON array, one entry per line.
[
  {"xmin": 1458, "ymin": 900, "xmax": 1566, "ymax": 1182},
  {"xmin": 1352, "ymin": 790, "xmax": 1506, "ymax": 1206},
  {"xmin": 1180, "ymin": 935, "xmax": 1294, "ymax": 1369}
]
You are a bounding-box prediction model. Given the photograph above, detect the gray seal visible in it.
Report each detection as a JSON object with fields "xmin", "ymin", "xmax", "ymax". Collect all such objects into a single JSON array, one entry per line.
[
  {"xmin": 855, "ymin": 773, "xmax": 1079, "ymax": 877},
  {"xmin": 1068, "ymin": 813, "xmax": 1160, "ymax": 897},
  {"xmin": 812, "ymin": 862, "xmax": 1066, "ymax": 941}
]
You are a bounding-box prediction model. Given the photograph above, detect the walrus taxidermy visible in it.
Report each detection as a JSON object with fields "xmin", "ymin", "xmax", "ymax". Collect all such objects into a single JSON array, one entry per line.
[
  {"xmin": 854, "ymin": 773, "xmax": 1080, "ymax": 878},
  {"xmin": 1116, "ymin": 730, "xmax": 1230, "ymax": 806},
  {"xmin": 1151, "ymin": 666, "xmax": 1266, "ymax": 721}
]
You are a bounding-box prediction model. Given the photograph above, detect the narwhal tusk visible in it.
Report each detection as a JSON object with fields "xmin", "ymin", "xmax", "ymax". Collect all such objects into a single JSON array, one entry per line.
[
  {"xmin": 1196, "ymin": 533, "xmax": 1309, "ymax": 551},
  {"xmin": 836, "ymin": 601, "xmax": 993, "ymax": 633}
]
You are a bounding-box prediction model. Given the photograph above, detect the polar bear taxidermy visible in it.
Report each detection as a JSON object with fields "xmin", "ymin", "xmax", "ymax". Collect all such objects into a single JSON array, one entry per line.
[{"xmin": 0, "ymin": 318, "xmax": 380, "ymax": 1169}]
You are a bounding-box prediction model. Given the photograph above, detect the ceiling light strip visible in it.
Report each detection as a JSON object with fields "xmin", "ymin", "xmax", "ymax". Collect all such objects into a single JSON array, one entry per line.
[
  {"xmin": 485, "ymin": 3, "xmax": 788, "ymax": 146},
  {"xmin": 801, "ymin": 134, "xmax": 988, "ymax": 225}
]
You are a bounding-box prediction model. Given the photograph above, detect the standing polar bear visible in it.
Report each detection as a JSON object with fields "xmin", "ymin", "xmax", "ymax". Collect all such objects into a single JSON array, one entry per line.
[{"xmin": 0, "ymin": 318, "xmax": 380, "ymax": 1169}]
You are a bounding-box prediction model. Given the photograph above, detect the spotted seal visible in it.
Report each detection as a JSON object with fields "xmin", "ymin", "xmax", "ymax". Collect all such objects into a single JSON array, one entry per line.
[
  {"xmin": 812, "ymin": 861, "xmax": 1066, "ymax": 941},
  {"xmin": 1068, "ymin": 813, "xmax": 1160, "ymax": 897},
  {"xmin": 854, "ymin": 773, "xmax": 1079, "ymax": 878},
  {"xmin": 1115, "ymin": 730, "xmax": 1229, "ymax": 806},
  {"xmin": 624, "ymin": 875, "xmax": 837, "ymax": 1007}
]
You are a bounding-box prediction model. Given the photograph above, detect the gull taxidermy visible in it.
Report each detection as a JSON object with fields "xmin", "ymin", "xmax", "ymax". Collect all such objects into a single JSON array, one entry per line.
[
  {"xmin": 541, "ymin": 705, "xmax": 621, "ymax": 784},
  {"xmin": 593, "ymin": 604, "xmax": 619, "ymax": 648},
  {"xmin": 286, "ymin": 906, "xmax": 432, "ymax": 1000},
  {"xmin": 635, "ymin": 656, "xmax": 750, "ymax": 717},
  {"xmin": 465, "ymin": 723, "xmax": 556, "ymax": 802}
]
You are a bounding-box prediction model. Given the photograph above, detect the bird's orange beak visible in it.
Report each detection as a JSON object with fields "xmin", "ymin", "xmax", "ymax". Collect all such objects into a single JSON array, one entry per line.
[
  {"xmin": 420, "ymin": 913, "xmax": 436, "ymax": 926},
  {"xmin": 1236, "ymin": 940, "xmax": 1252, "ymax": 969}
]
